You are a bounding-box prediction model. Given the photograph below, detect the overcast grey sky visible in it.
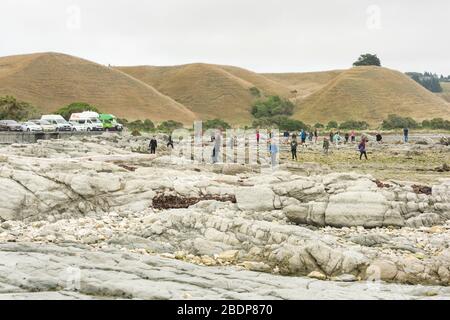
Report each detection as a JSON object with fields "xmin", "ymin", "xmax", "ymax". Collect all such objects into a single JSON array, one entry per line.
[{"xmin": 0, "ymin": 0, "xmax": 449, "ymax": 74}]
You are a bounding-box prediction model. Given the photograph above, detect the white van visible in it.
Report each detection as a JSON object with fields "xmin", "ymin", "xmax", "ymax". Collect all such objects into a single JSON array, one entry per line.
[
  {"xmin": 69, "ymin": 112, "xmax": 104, "ymax": 132},
  {"xmin": 41, "ymin": 115, "xmax": 73, "ymax": 132}
]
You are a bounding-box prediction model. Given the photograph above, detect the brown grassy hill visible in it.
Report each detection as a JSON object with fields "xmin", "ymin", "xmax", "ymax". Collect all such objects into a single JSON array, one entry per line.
[
  {"xmin": 0, "ymin": 53, "xmax": 197, "ymax": 123},
  {"xmin": 216, "ymin": 65, "xmax": 292, "ymax": 97},
  {"xmin": 2, "ymin": 52, "xmax": 448, "ymax": 127},
  {"xmin": 292, "ymin": 66, "xmax": 450, "ymax": 125},
  {"xmin": 117, "ymin": 64, "xmax": 293, "ymax": 124},
  {"xmin": 263, "ymin": 70, "xmax": 343, "ymax": 98},
  {"xmin": 438, "ymin": 82, "xmax": 450, "ymax": 103}
]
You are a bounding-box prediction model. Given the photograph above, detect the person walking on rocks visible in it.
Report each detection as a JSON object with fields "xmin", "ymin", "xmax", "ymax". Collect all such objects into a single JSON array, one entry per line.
[
  {"xmin": 358, "ymin": 136, "xmax": 368, "ymax": 160},
  {"xmin": 300, "ymin": 129, "xmax": 307, "ymax": 145},
  {"xmin": 344, "ymin": 132, "xmax": 350, "ymax": 144},
  {"xmin": 212, "ymin": 130, "xmax": 222, "ymax": 164},
  {"xmin": 149, "ymin": 136, "xmax": 158, "ymax": 154},
  {"xmin": 167, "ymin": 135, "xmax": 174, "ymax": 149},
  {"xmin": 268, "ymin": 139, "xmax": 279, "ymax": 168},
  {"xmin": 283, "ymin": 131, "xmax": 290, "ymax": 144},
  {"xmin": 256, "ymin": 130, "xmax": 260, "ymax": 145},
  {"xmin": 314, "ymin": 129, "xmax": 319, "ymax": 144},
  {"xmin": 351, "ymin": 130, "xmax": 356, "ymax": 143},
  {"xmin": 323, "ymin": 138, "xmax": 330, "ymax": 155},
  {"xmin": 333, "ymin": 132, "xmax": 341, "ymax": 148},
  {"xmin": 403, "ymin": 127, "xmax": 409, "ymax": 143},
  {"xmin": 290, "ymin": 137, "xmax": 298, "ymax": 161}
]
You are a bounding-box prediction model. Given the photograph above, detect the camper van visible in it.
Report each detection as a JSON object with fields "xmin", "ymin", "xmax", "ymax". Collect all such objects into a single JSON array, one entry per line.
[
  {"xmin": 41, "ymin": 115, "xmax": 73, "ymax": 132},
  {"xmin": 69, "ymin": 112, "xmax": 104, "ymax": 131},
  {"xmin": 99, "ymin": 114, "xmax": 123, "ymax": 131}
]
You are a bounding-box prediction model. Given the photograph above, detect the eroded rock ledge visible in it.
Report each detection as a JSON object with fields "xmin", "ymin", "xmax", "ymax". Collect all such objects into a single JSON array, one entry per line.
[{"xmin": 0, "ymin": 137, "xmax": 449, "ymax": 292}]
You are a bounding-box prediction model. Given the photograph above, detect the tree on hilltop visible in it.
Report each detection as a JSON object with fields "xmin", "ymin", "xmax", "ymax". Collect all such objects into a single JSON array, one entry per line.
[{"xmin": 353, "ymin": 54, "xmax": 381, "ymax": 67}]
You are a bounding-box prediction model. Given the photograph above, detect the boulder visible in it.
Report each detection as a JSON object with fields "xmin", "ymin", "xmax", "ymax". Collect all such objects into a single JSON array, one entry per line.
[
  {"xmin": 235, "ymin": 186, "xmax": 275, "ymax": 211},
  {"xmin": 325, "ymin": 191, "xmax": 388, "ymax": 227}
]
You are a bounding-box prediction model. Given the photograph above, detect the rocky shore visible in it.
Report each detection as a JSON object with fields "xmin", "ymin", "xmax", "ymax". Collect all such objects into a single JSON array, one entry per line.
[{"xmin": 0, "ymin": 133, "xmax": 449, "ymax": 299}]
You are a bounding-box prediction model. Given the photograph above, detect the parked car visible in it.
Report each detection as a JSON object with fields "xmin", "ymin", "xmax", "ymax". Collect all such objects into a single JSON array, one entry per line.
[
  {"xmin": 0, "ymin": 120, "xmax": 23, "ymax": 132},
  {"xmin": 29, "ymin": 119, "xmax": 57, "ymax": 132},
  {"xmin": 40, "ymin": 115, "xmax": 72, "ymax": 132},
  {"xmin": 70, "ymin": 112, "xmax": 104, "ymax": 131},
  {"xmin": 99, "ymin": 114, "xmax": 123, "ymax": 131},
  {"xmin": 69, "ymin": 121, "xmax": 88, "ymax": 132},
  {"xmin": 21, "ymin": 121, "xmax": 44, "ymax": 132}
]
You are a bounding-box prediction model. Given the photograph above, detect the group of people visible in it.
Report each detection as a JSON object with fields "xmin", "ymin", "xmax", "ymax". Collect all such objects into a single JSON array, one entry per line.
[
  {"xmin": 287, "ymin": 130, "xmax": 371, "ymax": 161},
  {"xmin": 148, "ymin": 135, "xmax": 174, "ymax": 154},
  {"xmin": 283, "ymin": 129, "xmax": 319, "ymax": 145},
  {"xmin": 148, "ymin": 127, "xmax": 412, "ymax": 164},
  {"xmin": 327, "ymin": 130, "xmax": 357, "ymax": 146}
]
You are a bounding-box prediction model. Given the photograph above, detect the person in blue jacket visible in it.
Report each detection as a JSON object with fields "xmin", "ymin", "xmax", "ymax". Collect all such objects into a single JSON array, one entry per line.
[
  {"xmin": 268, "ymin": 139, "xmax": 279, "ymax": 168},
  {"xmin": 300, "ymin": 129, "xmax": 307, "ymax": 145}
]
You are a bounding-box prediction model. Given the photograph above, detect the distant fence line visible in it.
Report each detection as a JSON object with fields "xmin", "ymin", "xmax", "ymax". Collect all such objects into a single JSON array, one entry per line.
[{"xmin": 0, "ymin": 131, "xmax": 104, "ymax": 145}]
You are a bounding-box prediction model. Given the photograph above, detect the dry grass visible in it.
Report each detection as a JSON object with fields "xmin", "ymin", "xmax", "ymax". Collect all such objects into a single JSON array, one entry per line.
[
  {"xmin": 438, "ymin": 82, "xmax": 450, "ymax": 103},
  {"xmin": 263, "ymin": 70, "xmax": 343, "ymax": 98},
  {"xmin": 281, "ymin": 143, "xmax": 450, "ymax": 184},
  {"xmin": 1, "ymin": 53, "xmax": 448, "ymax": 127},
  {"xmin": 291, "ymin": 67, "xmax": 450, "ymax": 126},
  {"xmin": 0, "ymin": 52, "xmax": 197, "ymax": 124},
  {"xmin": 117, "ymin": 63, "xmax": 294, "ymax": 125}
]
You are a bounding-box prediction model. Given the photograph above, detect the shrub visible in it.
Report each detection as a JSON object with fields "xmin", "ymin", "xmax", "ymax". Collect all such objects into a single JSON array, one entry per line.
[
  {"xmin": 422, "ymin": 118, "xmax": 450, "ymax": 130},
  {"xmin": 117, "ymin": 118, "xmax": 129, "ymax": 125},
  {"xmin": 253, "ymin": 116, "xmax": 309, "ymax": 131},
  {"xmin": 422, "ymin": 120, "xmax": 431, "ymax": 128},
  {"xmin": 126, "ymin": 119, "xmax": 155, "ymax": 132},
  {"xmin": 314, "ymin": 123, "xmax": 324, "ymax": 128},
  {"xmin": 251, "ymin": 96, "xmax": 294, "ymax": 118},
  {"xmin": 157, "ymin": 120, "xmax": 184, "ymax": 133},
  {"xmin": 381, "ymin": 114, "xmax": 419, "ymax": 130},
  {"xmin": 131, "ymin": 129, "xmax": 141, "ymax": 136},
  {"xmin": 339, "ymin": 120, "xmax": 369, "ymax": 130},
  {"xmin": 249, "ymin": 87, "xmax": 261, "ymax": 98},
  {"xmin": 0, "ymin": 96, "xmax": 41, "ymax": 121},
  {"xmin": 326, "ymin": 121, "xmax": 338, "ymax": 129},
  {"xmin": 203, "ymin": 119, "xmax": 231, "ymax": 130},
  {"xmin": 56, "ymin": 102, "xmax": 100, "ymax": 120}
]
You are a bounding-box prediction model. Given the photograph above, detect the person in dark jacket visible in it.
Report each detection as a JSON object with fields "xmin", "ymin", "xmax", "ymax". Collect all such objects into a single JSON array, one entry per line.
[
  {"xmin": 167, "ymin": 135, "xmax": 174, "ymax": 148},
  {"xmin": 290, "ymin": 138, "xmax": 298, "ymax": 161},
  {"xmin": 149, "ymin": 136, "xmax": 158, "ymax": 154},
  {"xmin": 283, "ymin": 131, "xmax": 290, "ymax": 144},
  {"xmin": 376, "ymin": 132, "xmax": 383, "ymax": 144},
  {"xmin": 345, "ymin": 133, "xmax": 350, "ymax": 144},
  {"xmin": 403, "ymin": 127, "xmax": 409, "ymax": 143}
]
